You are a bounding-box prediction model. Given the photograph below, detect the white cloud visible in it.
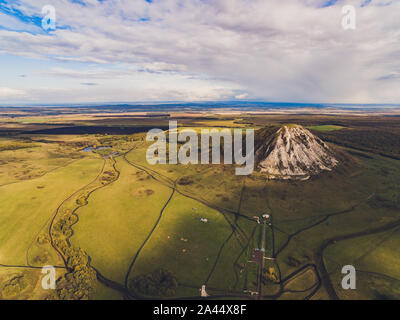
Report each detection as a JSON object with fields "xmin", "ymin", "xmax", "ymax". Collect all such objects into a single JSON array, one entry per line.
[
  {"xmin": 235, "ymin": 93, "xmax": 248, "ymax": 100},
  {"xmin": 0, "ymin": 87, "xmax": 26, "ymax": 98},
  {"xmin": 0, "ymin": 0, "xmax": 399, "ymax": 103},
  {"xmin": 6, "ymin": 85, "xmax": 237, "ymax": 104}
]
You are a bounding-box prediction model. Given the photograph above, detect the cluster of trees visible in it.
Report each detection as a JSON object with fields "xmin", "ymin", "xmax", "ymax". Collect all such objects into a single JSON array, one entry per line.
[
  {"xmin": 178, "ymin": 176, "xmax": 194, "ymax": 186},
  {"xmin": 287, "ymin": 256, "xmax": 302, "ymax": 268},
  {"xmin": 368, "ymin": 194, "xmax": 400, "ymax": 210},
  {"xmin": 0, "ymin": 141, "xmax": 37, "ymax": 152},
  {"xmin": 61, "ymin": 140, "xmax": 93, "ymax": 150},
  {"xmin": 47, "ymin": 245, "xmax": 97, "ymax": 300},
  {"xmin": 33, "ymin": 252, "xmax": 49, "ymax": 265},
  {"xmin": 49, "ymin": 268, "xmax": 97, "ymax": 300},
  {"xmin": 1, "ymin": 275, "xmax": 28, "ymax": 298},
  {"xmin": 101, "ymin": 171, "xmax": 116, "ymax": 184},
  {"xmin": 53, "ymin": 215, "xmax": 77, "ymax": 238},
  {"xmin": 48, "ymin": 159, "xmax": 120, "ymax": 300},
  {"xmin": 37, "ymin": 233, "xmax": 50, "ymax": 245},
  {"xmin": 286, "ymin": 254, "xmax": 311, "ymax": 268},
  {"xmin": 95, "ymin": 148, "xmax": 113, "ymax": 158},
  {"xmin": 97, "ymin": 134, "xmax": 142, "ymax": 146},
  {"xmin": 316, "ymin": 128, "xmax": 400, "ymax": 160},
  {"xmin": 262, "ymin": 267, "xmax": 278, "ymax": 284},
  {"xmin": 49, "ymin": 200, "xmax": 98, "ymax": 299},
  {"xmin": 129, "ymin": 268, "xmax": 178, "ymax": 297},
  {"xmin": 76, "ymin": 195, "xmax": 88, "ymax": 206}
]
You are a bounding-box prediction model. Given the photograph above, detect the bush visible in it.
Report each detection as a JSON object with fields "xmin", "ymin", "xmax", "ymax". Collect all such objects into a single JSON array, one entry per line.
[
  {"xmin": 129, "ymin": 268, "xmax": 178, "ymax": 297},
  {"xmin": 178, "ymin": 177, "xmax": 194, "ymax": 186},
  {"xmin": 37, "ymin": 234, "xmax": 50, "ymax": 245},
  {"xmin": 1, "ymin": 275, "xmax": 28, "ymax": 297},
  {"xmin": 287, "ymin": 256, "xmax": 301, "ymax": 267},
  {"xmin": 76, "ymin": 196, "xmax": 88, "ymax": 206}
]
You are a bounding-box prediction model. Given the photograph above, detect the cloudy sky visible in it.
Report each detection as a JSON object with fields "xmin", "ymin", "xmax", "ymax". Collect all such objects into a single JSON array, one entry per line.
[{"xmin": 0, "ymin": 0, "xmax": 399, "ymax": 104}]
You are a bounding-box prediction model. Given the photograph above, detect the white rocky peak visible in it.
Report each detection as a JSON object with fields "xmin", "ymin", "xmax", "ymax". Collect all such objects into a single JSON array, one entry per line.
[{"xmin": 257, "ymin": 125, "xmax": 338, "ymax": 180}]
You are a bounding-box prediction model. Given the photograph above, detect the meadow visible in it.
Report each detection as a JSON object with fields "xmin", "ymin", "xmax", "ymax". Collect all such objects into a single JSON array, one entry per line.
[{"xmin": 0, "ymin": 112, "xmax": 399, "ymax": 300}]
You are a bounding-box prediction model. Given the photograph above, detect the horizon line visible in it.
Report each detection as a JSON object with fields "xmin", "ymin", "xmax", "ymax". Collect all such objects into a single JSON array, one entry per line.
[{"xmin": 1, "ymin": 101, "xmax": 400, "ymax": 108}]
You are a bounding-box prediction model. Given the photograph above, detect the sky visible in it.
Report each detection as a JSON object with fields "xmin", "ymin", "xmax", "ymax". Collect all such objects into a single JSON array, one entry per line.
[{"xmin": 0, "ymin": 0, "xmax": 399, "ymax": 105}]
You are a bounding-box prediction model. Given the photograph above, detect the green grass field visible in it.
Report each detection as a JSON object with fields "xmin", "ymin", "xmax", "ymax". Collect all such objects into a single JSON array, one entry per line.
[
  {"xmin": 0, "ymin": 157, "xmax": 103, "ymax": 266},
  {"xmin": 1, "ymin": 115, "xmax": 400, "ymax": 300},
  {"xmin": 307, "ymin": 125, "xmax": 346, "ymax": 132}
]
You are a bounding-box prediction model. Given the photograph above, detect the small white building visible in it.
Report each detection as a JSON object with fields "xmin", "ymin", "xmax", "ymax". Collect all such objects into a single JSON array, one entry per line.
[
  {"xmin": 200, "ymin": 285, "xmax": 209, "ymax": 297},
  {"xmin": 253, "ymin": 216, "xmax": 260, "ymax": 224}
]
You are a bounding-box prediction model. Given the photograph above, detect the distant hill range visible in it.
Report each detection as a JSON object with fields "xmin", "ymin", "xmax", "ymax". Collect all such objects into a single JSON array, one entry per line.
[{"xmin": 255, "ymin": 124, "xmax": 338, "ymax": 180}]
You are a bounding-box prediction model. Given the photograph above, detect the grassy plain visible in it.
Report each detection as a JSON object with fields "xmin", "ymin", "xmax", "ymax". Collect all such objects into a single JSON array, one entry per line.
[
  {"xmin": 307, "ymin": 125, "xmax": 346, "ymax": 132},
  {"xmin": 0, "ymin": 157, "xmax": 103, "ymax": 265},
  {"xmin": 0, "ymin": 112, "xmax": 400, "ymax": 300}
]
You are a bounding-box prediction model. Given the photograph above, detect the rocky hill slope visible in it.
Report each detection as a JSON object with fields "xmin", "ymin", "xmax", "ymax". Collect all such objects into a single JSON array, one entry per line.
[{"xmin": 255, "ymin": 125, "xmax": 338, "ymax": 180}]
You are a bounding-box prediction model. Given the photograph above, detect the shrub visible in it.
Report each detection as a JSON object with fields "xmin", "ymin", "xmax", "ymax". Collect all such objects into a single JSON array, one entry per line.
[{"xmin": 129, "ymin": 268, "xmax": 178, "ymax": 297}]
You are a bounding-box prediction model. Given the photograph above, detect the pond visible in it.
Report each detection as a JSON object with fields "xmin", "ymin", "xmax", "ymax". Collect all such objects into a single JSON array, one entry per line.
[{"xmin": 82, "ymin": 146, "xmax": 111, "ymax": 152}]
